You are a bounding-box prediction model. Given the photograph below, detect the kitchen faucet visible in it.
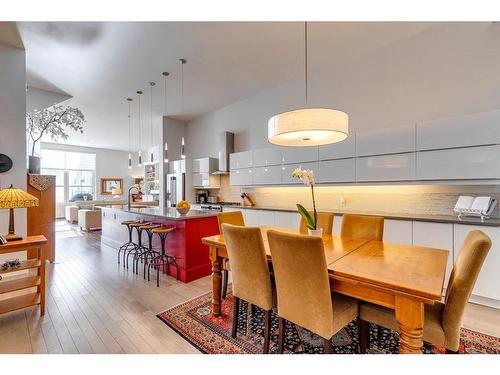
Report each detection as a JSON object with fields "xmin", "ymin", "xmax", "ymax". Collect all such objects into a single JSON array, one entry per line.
[{"xmin": 127, "ymin": 185, "xmax": 140, "ymax": 210}]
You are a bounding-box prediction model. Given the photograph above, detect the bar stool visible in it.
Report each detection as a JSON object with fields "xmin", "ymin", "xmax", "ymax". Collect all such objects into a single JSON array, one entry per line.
[
  {"xmin": 125, "ymin": 221, "xmax": 151, "ymax": 271},
  {"xmin": 118, "ymin": 220, "xmax": 139, "ymax": 265},
  {"xmin": 149, "ymin": 226, "xmax": 179, "ymax": 287},
  {"xmin": 135, "ymin": 223, "xmax": 161, "ymax": 278}
]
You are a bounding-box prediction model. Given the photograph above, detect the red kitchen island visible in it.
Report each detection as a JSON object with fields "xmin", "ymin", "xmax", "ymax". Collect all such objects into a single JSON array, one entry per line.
[{"xmin": 99, "ymin": 205, "xmax": 219, "ymax": 283}]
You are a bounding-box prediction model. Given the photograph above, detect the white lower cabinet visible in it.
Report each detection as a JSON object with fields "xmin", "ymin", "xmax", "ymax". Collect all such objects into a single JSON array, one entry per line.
[
  {"xmin": 333, "ymin": 215, "xmax": 343, "ymax": 236},
  {"xmin": 242, "ymin": 209, "xmax": 260, "ymax": 226},
  {"xmin": 274, "ymin": 210, "xmax": 300, "ymax": 229},
  {"xmin": 453, "ymin": 224, "xmax": 500, "ymax": 304},
  {"xmin": 383, "ymin": 219, "xmax": 413, "ymax": 244},
  {"xmin": 412, "ymin": 221, "xmax": 454, "ymax": 292}
]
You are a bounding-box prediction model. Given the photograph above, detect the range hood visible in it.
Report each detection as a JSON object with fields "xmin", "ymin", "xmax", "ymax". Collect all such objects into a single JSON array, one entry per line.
[{"xmin": 213, "ymin": 132, "xmax": 234, "ymax": 175}]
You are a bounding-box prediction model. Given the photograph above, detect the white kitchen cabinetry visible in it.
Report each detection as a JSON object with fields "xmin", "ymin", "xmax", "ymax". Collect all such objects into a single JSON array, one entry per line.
[
  {"xmin": 333, "ymin": 215, "xmax": 343, "ymax": 235},
  {"xmin": 281, "ymin": 162, "xmax": 319, "ymax": 184},
  {"xmin": 192, "ymin": 173, "xmax": 220, "ymax": 188},
  {"xmin": 383, "ymin": 219, "xmax": 413, "ymax": 244},
  {"xmin": 412, "ymin": 221, "xmax": 454, "ymax": 290},
  {"xmin": 252, "ymin": 147, "xmax": 282, "ymax": 167},
  {"xmin": 282, "ymin": 147, "xmax": 318, "ymax": 164},
  {"xmin": 242, "ymin": 209, "xmax": 260, "ymax": 226},
  {"xmin": 356, "ymin": 125, "xmax": 415, "ymax": 157},
  {"xmin": 229, "ymin": 151, "xmax": 253, "ymax": 170},
  {"xmin": 274, "ymin": 211, "xmax": 300, "ymax": 229},
  {"xmin": 356, "ymin": 153, "xmax": 416, "ymax": 182},
  {"xmin": 319, "ymin": 135, "xmax": 356, "ymax": 160},
  {"xmin": 192, "ymin": 157, "xmax": 218, "ymax": 173},
  {"xmin": 252, "ymin": 165, "xmax": 282, "ymax": 185},
  {"xmin": 229, "ymin": 168, "xmax": 253, "ymax": 186},
  {"xmin": 169, "ymin": 159, "xmax": 186, "ymax": 174},
  {"xmin": 416, "ymin": 145, "xmax": 500, "ymax": 180},
  {"xmin": 318, "ymin": 159, "xmax": 356, "ymax": 183},
  {"xmin": 454, "ymin": 224, "xmax": 500, "ymax": 304},
  {"xmin": 417, "ymin": 110, "xmax": 500, "ymax": 151}
]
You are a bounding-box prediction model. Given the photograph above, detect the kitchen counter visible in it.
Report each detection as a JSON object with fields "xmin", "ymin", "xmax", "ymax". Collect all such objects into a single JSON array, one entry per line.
[
  {"xmin": 225, "ymin": 205, "xmax": 500, "ymax": 227},
  {"xmin": 96, "ymin": 205, "xmax": 218, "ymax": 220}
]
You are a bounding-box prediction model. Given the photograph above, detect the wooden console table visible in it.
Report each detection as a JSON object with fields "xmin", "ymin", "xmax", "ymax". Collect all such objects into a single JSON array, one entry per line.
[{"xmin": 0, "ymin": 235, "xmax": 48, "ymax": 316}]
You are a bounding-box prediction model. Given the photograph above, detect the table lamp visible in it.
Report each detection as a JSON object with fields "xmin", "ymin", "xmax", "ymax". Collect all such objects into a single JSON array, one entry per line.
[
  {"xmin": 111, "ymin": 187, "xmax": 123, "ymax": 199},
  {"xmin": 0, "ymin": 184, "xmax": 39, "ymax": 241}
]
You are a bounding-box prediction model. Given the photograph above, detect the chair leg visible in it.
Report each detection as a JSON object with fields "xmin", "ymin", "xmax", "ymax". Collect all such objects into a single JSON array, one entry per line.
[
  {"xmin": 221, "ymin": 269, "xmax": 228, "ymax": 299},
  {"xmin": 278, "ymin": 317, "xmax": 285, "ymax": 354},
  {"xmin": 323, "ymin": 337, "xmax": 332, "ymax": 354},
  {"xmin": 263, "ymin": 309, "xmax": 271, "ymax": 354},
  {"xmin": 445, "ymin": 348, "xmax": 458, "ymax": 354},
  {"xmin": 231, "ymin": 296, "xmax": 240, "ymax": 339},
  {"xmin": 377, "ymin": 325, "xmax": 382, "ymax": 341},
  {"xmin": 358, "ymin": 318, "xmax": 370, "ymax": 354}
]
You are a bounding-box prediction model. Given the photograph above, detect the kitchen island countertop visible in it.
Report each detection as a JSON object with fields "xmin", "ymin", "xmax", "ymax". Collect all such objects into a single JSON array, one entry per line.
[{"xmin": 97, "ymin": 205, "xmax": 218, "ymax": 220}]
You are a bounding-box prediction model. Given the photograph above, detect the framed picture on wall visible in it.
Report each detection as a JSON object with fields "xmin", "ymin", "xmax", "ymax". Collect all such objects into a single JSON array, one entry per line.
[{"xmin": 100, "ymin": 178, "xmax": 123, "ymax": 195}]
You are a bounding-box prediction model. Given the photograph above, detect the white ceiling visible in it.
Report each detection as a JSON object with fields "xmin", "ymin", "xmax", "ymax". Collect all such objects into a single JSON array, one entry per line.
[{"xmin": 17, "ymin": 22, "xmax": 438, "ymax": 151}]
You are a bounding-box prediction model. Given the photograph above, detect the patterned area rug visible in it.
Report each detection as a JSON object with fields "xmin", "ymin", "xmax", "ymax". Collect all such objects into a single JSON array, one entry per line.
[{"xmin": 157, "ymin": 290, "xmax": 500, "ymax": 354}]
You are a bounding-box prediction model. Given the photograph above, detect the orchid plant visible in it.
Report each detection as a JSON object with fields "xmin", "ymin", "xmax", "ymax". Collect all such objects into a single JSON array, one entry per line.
[{"xmin": 291, "ymin": 168, "xmax": 318, "ymax": 230}]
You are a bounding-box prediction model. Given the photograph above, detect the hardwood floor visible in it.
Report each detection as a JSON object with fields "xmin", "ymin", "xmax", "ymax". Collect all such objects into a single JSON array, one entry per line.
[{"xmin": 0, "ymin": 220, "xmax": 499, "ymax": 354}]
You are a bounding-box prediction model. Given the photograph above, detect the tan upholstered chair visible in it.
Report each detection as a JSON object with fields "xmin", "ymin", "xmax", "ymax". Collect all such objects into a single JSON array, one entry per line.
[
  {"xmin": 65, "ymin": 205, "xmax": 79, "ymax": 223},
  {"xmin": 78, "ymin": 209, "xmax": 102, "ymax": 231},
  {"xmin": 358, "ymin": 230, "xmax": 491, "ymax": 353},
  {"xmin": 217, "ymin": 211, "xmax": 245, "ymax": 299},
  {"xmin": 267, "ymin": 230, "xmax": 358, "ymax": 353},
  {"xmin": 298, "ymin": 211, "xmax": 334, "ymax": 235},
  {"xmin": 340, "ymin": 214, "xmax": 384, "ymax": 241},
  {"xmin": 221, "ymin": 223, "xmax": 274, "ymax": 353}
]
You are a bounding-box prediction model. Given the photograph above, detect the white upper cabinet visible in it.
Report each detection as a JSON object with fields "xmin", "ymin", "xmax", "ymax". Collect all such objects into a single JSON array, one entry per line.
[
  {"xmin": 252, "ymin": 147, "xmax": 282, "ymax": 167},
  {"xmin": 229, "ymin": 168, "xmax": 253, "ymax": 186},
  {"xmin": 319, "ymin": 135, "xmax": 356, "ymax": 160},
  {"xmin": 356, "ymin": 153, "xmax": 416, "ymax": 182},
  {"xmin": 417, "ymin": 145, "xmax": 500, "ymax": 180},
  {"xmin": 318, "ymin": 159, "xmax": 356, "ymax": 183},
  {"xmin": 252, "ymin": 165, "xmax": 282, "ymax": 185},
  {"xmin": 192, "ymin": 157, "xmax": 218, "ymax": 174},
  {"xmin": 356, "ymin": 124, "xmax": 415, "ymax": 157},
  {"xmin": 416, "ymin": 110, "xmax": 500, "ymax": 151},
  {"xmin": 281, "ymin": 161, "xmax": 319, "ymax": 184},
  {"xmin": 229, "ymin": 151, "xmax": 253, "ymax": 170},
  {"xmin": 281, "ymin": 147, "xmax": 318, "ymax": 165}
]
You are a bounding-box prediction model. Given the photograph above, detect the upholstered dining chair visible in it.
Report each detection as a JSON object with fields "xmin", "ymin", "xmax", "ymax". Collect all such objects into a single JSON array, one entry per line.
[
  {"xmin": 298, "ymin": 211, "xmax": 334, "ymax": 235},
  {"xmin": 358, "ymin": 230, "xmax": 491, "ymax": 354},
  {"xmin": 217, "ymin": 211, "xmax": 245, "ymax": 299},
  {"xmin": 340, "ymin": 214, "xmax": 384, "ymax": 241},
  {"xmin": 221, "ymin": 223, "xmax": 275, "ymax": 353},
  {"xmin": 267, "ymin": 230, "xmax": 359, "ymax": 354}
]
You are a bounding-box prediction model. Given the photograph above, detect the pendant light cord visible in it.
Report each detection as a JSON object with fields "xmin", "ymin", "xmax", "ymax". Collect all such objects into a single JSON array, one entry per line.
[
  {"xmin": 304, "ymin": 21, "xmax": 308, "ymax": 108},
  {"xmin": 137, "ymin": 91, "xmax": 142, "ymax": 151},
  {"xmin": 179, "ymin": 59, "xmax": 186, "ymax": 113},
  {"xmin": 128, "ymin": 99, "xmax": 131, "ymax": 153}
]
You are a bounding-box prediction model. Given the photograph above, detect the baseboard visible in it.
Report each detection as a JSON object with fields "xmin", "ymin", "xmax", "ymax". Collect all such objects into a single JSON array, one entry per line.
[{"xmin": 469, "ymin": 294, "xmax": 500, "ymax": 309}]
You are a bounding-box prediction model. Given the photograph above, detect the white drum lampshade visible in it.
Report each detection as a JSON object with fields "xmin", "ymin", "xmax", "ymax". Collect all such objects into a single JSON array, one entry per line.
[{"xmin": 268, "ymin": 108, "xmax": 349, "ymax": 147}]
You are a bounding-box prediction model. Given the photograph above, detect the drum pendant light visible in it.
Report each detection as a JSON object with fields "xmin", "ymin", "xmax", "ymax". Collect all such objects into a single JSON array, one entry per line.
[
  {"xmin": 267, "ymin": 22, "xmax": 348, "ymax": 147},
  {"xmin": 127, "ymin": 98, "xmax": 133, "ymax": 169},
  {"xmin": 137, "ymin": 90, "xmax": 143, "ymax": 167}
]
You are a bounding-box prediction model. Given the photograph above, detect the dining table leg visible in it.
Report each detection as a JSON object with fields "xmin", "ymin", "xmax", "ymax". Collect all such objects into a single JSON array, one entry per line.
[
  {"xmin": 395, "ymin": 296, "xmax": 424, "ymax": 354},
  {"xmin": 209, "ymin": 245, "xmax": 222, "ymax": 316}
]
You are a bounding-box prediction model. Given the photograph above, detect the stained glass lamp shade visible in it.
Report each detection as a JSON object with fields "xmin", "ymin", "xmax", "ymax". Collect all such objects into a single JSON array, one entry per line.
[{"xmin": 0, "ymin": 184, "xmax": 39, "ymax": 241}]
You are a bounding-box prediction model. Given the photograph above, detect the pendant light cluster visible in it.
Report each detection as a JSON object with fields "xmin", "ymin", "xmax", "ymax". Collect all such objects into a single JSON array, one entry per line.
[
  {"xmin": 267, "ymin": 22, "xmax": 349, "ymax": 147},
  {"xmin": 125, "ymin": 58, "xmax": 188, "ymax": 169}
]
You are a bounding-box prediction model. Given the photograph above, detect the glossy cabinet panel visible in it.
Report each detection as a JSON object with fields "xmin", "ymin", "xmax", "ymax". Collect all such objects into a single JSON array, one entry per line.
[
  {"xmin": 229, "ymin": 151, "xmax": 253, "ymax": 170},
  {"xmin": 252, "ymin": 165, "xmax": 282, "ymax": 185},
  {"xmin": 229, "ymin": 168, "xmax": 253, "ymax": 186},
  {"xmin": 319, "ymin": 135, "xmax": 356, "ymax": 160},
  {"xmin": 192, "ymin": 157, "xmax": 218, "ymax": 173},
  {"xmin": 281, "ymin": 162, "xmax": 319, "ymax": 184},
  {"xmin": 282, "ymin": 147, "xmax": 318, "ymax": 164},
  {"xmin": 356, "ymin": 124, "xmax": 415, "ymax": 157},
  {"xmin": 318, "ymin": 159, "xmax": 356, "ymax": 183},
  {"xmin": 416, "ymin": 145, "xmax": 500, "ymax": 180},
  {"xmin": 252, "ymin": 147, "xmax": 282, "ymax": 167},
  {"xmin": 356, "ymin": 153, "xmax": 416, "ymax": 181},
  {"xmin": 383, "ymin": 219, "xmax": 413, "ymax": 245},
  {"xmin": 417, "ymin": 110, "xmax": 500, "ymax": 151}
]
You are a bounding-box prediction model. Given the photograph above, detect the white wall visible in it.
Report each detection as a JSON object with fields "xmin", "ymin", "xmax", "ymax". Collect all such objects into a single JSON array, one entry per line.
[
  {"xmin": 41, "ymin": 142, "xmax": 143, "ymax": 201},
  {"xmin": 26, "ymin": 86, "xmax": 71, "ymax": 112},
  {"xmin": 0, "ymin": 42, "xmax": 26, "ymax": 237},
  {"xmin": 186, "ymin": 23, "xmax": 500, "ymax": 158}
]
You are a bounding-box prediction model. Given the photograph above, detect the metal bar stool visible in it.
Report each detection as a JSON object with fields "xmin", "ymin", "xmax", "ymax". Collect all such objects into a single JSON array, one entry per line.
[
  {"xmin": 149, "ymin": 226, "xmax": 179, "ymax": 287},
  {"xmin": 126, "ymin": 221, "xmax": 151, "ymax": 272},
  {"xmin": 118, "ymin": 220, "xmax": 139, "ymax": 266},
  {"xmin": 135, "ymin": 223, "xmax": 161, "ymax": 278}
]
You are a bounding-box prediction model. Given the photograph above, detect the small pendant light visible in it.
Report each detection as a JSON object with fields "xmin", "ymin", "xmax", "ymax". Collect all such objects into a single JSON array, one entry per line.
[
  {"xmin": 126, "ymin": 97, "xmax": 133, "ymax": 169},
  {"xmin": 181, "ymin": 137, "xmax": 185, "ymax": 159},
  {"xmin": 162, "ymin": 71, "xmax": 169, "ymax": 163},
  {"xmin": 149, "ymin": 81, "xmax": 156, "ymax": 165},
  {"xmin": 179, "ymin": 58, "xmax": 187, "ymax": 160},
  {"xmin": 137, "ymin": 90, "xmax": 143, "ymax": 167}
]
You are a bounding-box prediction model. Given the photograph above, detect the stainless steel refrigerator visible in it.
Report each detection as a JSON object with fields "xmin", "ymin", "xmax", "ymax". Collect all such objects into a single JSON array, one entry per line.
[{"xmin": 166, "ymin": 172, "xmax": 185, "ymax": 207}]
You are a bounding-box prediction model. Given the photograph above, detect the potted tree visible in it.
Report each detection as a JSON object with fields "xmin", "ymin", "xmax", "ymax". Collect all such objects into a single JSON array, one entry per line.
[{"xmin": 26, "ymin": 105, "xmax": 85, "ymax": 173}]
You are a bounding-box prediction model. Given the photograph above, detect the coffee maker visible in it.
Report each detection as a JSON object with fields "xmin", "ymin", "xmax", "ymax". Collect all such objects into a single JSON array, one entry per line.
[{"xmin": 196, "ymin": 190, "xmax": 208, "ymax": 203}]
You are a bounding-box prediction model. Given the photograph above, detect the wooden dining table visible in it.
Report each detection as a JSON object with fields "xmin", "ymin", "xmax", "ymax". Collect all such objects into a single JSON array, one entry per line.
[{"xmin": 201, "ymin": 226, "xmax": 448, "ymax": 354}]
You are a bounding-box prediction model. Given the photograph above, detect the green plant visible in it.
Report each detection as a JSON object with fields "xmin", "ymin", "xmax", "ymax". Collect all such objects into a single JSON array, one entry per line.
[{"xmin": 292, "ymin": 168, "xmax": 317, "ymax": 230}]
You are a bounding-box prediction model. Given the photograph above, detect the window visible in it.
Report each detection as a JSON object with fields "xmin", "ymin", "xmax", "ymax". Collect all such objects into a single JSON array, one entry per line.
[{"xmin": 40, "ymin": 149, "xmax": 96, "ymax": 203}]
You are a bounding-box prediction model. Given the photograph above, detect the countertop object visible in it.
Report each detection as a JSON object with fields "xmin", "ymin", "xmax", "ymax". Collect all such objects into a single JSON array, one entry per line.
[{"xmin": 97, "ymin": 205, "xmax": 218, "ymax": 220}]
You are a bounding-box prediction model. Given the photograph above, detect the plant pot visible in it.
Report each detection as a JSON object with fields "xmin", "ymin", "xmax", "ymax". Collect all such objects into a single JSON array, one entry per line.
[
  {"xmin": 308, "ymin": 228, "xmax": 323, "ymax": 237},
  {"xmin": 28, "ymin": 155, "xmax": 41, "ymax": 174}
]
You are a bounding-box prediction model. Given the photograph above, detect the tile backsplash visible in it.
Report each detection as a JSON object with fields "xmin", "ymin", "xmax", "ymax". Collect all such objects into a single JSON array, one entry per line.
[{"xmin": 215, "ymin": 175, "xmax": 500, "ymax": 217}]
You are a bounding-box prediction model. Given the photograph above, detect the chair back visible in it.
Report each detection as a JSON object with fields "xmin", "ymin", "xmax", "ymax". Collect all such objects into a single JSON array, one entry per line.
[
  {"xmin": 217, "ymin": 211, "xmax": 245, "ymax": 233},
  {"xmin": 442, "ymin": 230, "xmax": 491, "ymax": 350},
  {"xmin": 340, "ymin": 214, "xmax": 384, "ymax": 241},
  {"xmin": 267, "ymin": 230, "xmax": 334, "ymax": 339},
  {"xmin": 299, "ymin": 211, "xmax": 334, "ymax": 235},
  {"xmin": 221, "ymin": 223, "xmax": 273, "ymax": 310}
]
